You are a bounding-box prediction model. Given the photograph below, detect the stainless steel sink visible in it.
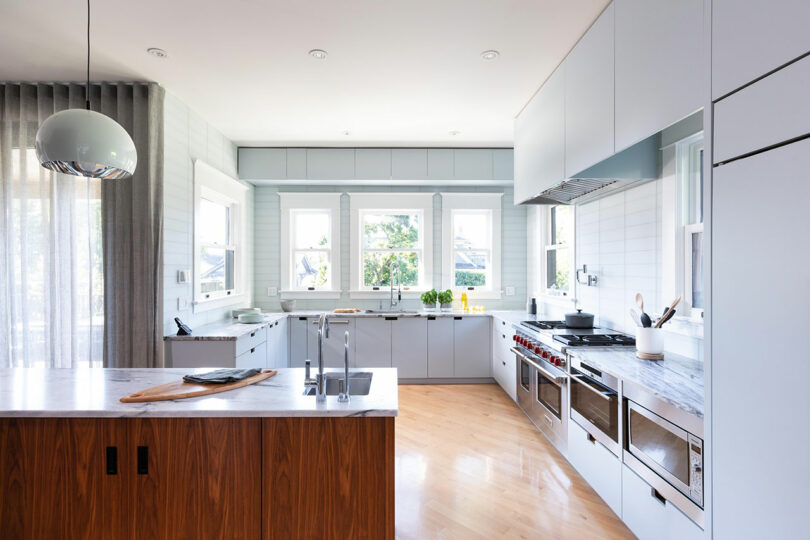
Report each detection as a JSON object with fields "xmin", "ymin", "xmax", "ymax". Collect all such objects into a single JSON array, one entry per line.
[
  {"xmin": 362, "ymin": 309, "xmax": 419, "ymax": 314},
  {"xmin": 304, "ymin": 372, "xmax": 373, "ymax": 396}
]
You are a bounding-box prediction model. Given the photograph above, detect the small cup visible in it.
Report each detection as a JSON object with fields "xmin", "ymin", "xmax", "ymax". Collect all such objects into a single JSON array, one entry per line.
[{"xmin": 636, "ymin": 327, "xmax": 664, "ymax": 355}]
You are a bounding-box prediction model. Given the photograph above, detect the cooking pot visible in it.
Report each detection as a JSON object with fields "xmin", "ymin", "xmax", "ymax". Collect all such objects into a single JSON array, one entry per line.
[{"xmin": 565, "ymin": 309, "xmax": 594, "ymax": 328}]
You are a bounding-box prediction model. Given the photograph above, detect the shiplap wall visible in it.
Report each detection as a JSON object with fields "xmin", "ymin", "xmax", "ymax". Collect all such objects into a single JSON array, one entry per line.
[
  {"xmin": 254, "ymin": 186, "xmax": 526, "ymax": 311},
  {"xmin": 163, "ymin": 92, "xmax": 254, "ymax": 336}
]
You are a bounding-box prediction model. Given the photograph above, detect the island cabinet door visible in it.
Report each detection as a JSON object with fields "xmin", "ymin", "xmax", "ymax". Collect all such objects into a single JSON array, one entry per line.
[
  {"xmin": 0, "ymin": 418, "xmax": 128, "ymax": 540},
  {"xmin": 127, "ymin": 418, "xmax": 261, "ymax": 540},
  {"xmin": 263, "ymin": 417, "xmax": 395, "ymax": 540}
]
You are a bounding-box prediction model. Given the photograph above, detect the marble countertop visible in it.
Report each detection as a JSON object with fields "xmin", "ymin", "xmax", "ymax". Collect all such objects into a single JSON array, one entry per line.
[
  {"xmin": 165, "ymin": 310, "xmax": 530, "ymax": 341},
  {"xmin": 566, "ymin": 347, "xmax": 704, "ymax": 419},
  {"xmin": 0, "ymin": 368, "xmax": 398, "ymax": 418}
]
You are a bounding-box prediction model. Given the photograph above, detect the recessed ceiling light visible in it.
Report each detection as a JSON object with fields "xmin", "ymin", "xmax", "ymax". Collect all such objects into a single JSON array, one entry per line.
[
  {"xmin": 449, "ymin": 130, "xmax": 461, "ymax": 136},
  {"xmin": 147, "ymin": 48, "xmax": 168, "ymax": 59},
  {"xmin": 480, "ymin": 50, "xmax": 499, "ymax": 61},
  {"xmin": 342, "ymin": 130, "xmax": 351, "ymax": 136},
  {"xmin": 308, "ymin": 49, "xmax": 328, "ymax": 60}
]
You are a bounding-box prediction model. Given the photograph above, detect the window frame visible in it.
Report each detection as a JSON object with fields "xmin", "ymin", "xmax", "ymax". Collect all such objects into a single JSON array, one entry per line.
[
  {"xmin": 349, "ymin": 193, "xmax": 434, "ymax": 298},
  {"xmin": 542, "ymin": 205, "xmax": 574, "ymax": 299},
  {"xmin": 279, "ymin": 192, "xmax": 342, "ymax": 299},
  {"xmin": 675, "ymin": 133, "xmax": 705, "ymax": 321},
  {"xmin": 193, "ymin": 160, "xmax": 248, "ymax": 312},
  {"xmin": 441, "ymin": 193, "xmax": 502, "ymax": 299}
]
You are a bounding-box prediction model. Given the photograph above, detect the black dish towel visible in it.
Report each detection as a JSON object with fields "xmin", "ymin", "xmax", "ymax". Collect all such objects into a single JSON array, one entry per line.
[{"xmin": 183, "ymin": 368, "xmax": 261, "ymax": 385}]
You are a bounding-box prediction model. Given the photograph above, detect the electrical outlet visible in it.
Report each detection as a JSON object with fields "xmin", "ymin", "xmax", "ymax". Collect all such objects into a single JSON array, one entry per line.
[
  {"xmin": 177, "ymin": 297, "xmax": 189, "ymax": 310},
  {"xmin": 505, "ymin": 286, "xmax": 515, "ymax": 296},
  {"xmin": 177, "ymin": 270, "xmax": 190, "ymax": 284},
  {"xmin": 267, "ymin": 287, "xmax": 278, "ymax": 297}
]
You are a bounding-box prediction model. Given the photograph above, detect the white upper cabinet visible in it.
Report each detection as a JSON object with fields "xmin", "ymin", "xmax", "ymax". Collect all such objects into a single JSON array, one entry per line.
[
  {"xmin": 454, "ymin": 149, "xmax": 493, "ymax": 180},
  {"xmin": 513, "ymin": 63, "xmax": 565, "ymax": 203},
  {"xmin": 492, "ymin": 149, "xmax": 514, "ymax": 180},
  {"xmin": 239, "ymin": 148, "xmax": 286, "ymax": 180},
  {"xmin": 614, "ymin": 0, "xmax": 704, "ymax": 151},
  {"xmin": 712, "ymin": 0, "xmax": 810, "ymax": 99},
  {"xmin": 355, "ymin": 149, "xmax": 391, "ymax": 179},
  {"xmin": 565, "ymin": 3, "xmax": 614, "ymax": 177},
  {"xmin": 307, "ymin": 149, "xmax": 355, "ymax": 180},
  {"xmin": 427, "ymin": 149, "xmax": 454, "ymax": 180},
  {"xmin": 392, "ymin": 149, "xmax": 428, "ymax": 179}
]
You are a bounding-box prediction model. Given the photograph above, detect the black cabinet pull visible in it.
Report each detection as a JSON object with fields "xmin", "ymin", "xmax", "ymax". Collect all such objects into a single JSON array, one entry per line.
[
  {"xmin": 427, "ymin": 316, "xmax": 436, "ymax": 321},
  {"xmin": 106, "ymin": 446, "xmax": 118, "ymax": 475},
  {"xmin": 137, "ymin": 446, "xmax": 149, "ymax": 475},
  {"xmin": 454, "ymin": 316, "xmax": 463, "ymax": 320},
  {"xmin": 385, "ymin": 316, "xmax": 397, "ymax": 321}
]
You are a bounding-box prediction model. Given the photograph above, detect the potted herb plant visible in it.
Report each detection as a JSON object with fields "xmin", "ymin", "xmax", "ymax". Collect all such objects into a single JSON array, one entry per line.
[
  {"xmin": 438, "ymin": 289, "xmax": 453, "ymax": 311},
  {"xmin": 420, "ymin": 289, "xmax": 438, "ymax": 311}
]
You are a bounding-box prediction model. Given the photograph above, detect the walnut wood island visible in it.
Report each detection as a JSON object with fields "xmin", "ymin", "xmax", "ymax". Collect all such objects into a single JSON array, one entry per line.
[{"xmin": 0, "ymin": 368, "xmax": 397, "ymax": 539}]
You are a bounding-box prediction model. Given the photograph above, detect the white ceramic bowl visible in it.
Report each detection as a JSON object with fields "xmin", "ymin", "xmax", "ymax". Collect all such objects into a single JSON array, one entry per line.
[
  {"xmin": 280, "ymin": 300, "xmax": 297, "ymax": 312},
  {"xmin": 636, "ymin": 327, "xmax": 665, "ymax": 355}
]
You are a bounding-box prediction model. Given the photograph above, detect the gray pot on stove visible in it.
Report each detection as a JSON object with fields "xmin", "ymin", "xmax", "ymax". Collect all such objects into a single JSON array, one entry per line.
[{"xmin": 565, "ymin": 309, "xmax": 594, "ymax": 328}]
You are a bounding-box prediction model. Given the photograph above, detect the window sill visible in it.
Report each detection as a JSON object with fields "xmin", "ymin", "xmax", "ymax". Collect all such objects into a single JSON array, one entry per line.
[
  {"xmin": 193, "ymin": 294, "xmax": 246, "ymax": 314},
  {"xmin": 664, "ymin": 316, "xmax": 704, "ymax": 339},
  {"xmin": 280, "ymin": 290, "xmax": 342, "ymax": 300},
  {"xmin": 450, "ymin": 290, "xmax": 503, "ymax": 300}
]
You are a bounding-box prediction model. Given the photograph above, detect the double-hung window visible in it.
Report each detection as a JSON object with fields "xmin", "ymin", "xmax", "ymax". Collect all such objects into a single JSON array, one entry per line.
[
  {"xmin": 349, "ymin": 193, "xmax": 434, "ymax": 294},
  {"xmin": 280, "ymin": 193, "xmax": 341, "ymax": 298},
  {"xmin": 441, "ymin": 193, "xmax": 502, "ymax": 298},
  {"xmin": 193, "ymin": 161, "xmax": 247, "ymax": 310},
  {"xmin": 677, "ymin": 133, "xmax": 704, "ymax": 319},
  {"xmin": 544, "ymin": 205, "xmax": 573, "ymax": 297}
]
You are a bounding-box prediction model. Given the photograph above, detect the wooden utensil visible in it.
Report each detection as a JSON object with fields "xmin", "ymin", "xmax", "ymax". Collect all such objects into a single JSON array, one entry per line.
[
  {"xmin": 333, "ymin": 308, "xmax": 361, "ymax": 314},
  {"xmin": 120, "ymin": 369, "xmax": 277, "ymax": 403},
  {"xmin": 635, "ymin": 293, "xmax": 645, "ymax": 314},
  {"xmin": 654, "ymin": 296, "xmax": 682, "ymax": 329}
]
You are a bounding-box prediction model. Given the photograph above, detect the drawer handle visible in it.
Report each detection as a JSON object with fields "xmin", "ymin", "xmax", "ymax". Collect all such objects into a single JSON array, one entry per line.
[
  {"xmin": 427, "ymin": 316, "xmax": 436, "ymax": 320},
  {"xmin": 651, "ymin": 487, "xmax": 666, "ymax": 505},
  {"xmin": 251, "ymin": 347, "xmax": 255, "ymax": 353},
  {"xmin": 454, "ymin": 316, "xmax": 463, "ymax": 320},
  {"xmin": 502, "ymin": 334, "xmax": 506, "ymax": 339},
  {"xmin": 106, "ymin": 446, "xmax": 118, "ymax": 475},
  {"xmin": 502, "ymin": 361, "xmax": 506, "ymax": 366},
  {"xmin": 586, "ymin": 433, "xmax": 596, "ymax": 444},
  {"xmin": 250, "ymin": 332, "xmax": 256, "ymax": 337},
  {"xmin": 137, "ymin": 446, "xmax": 148, "ymax": 475}
]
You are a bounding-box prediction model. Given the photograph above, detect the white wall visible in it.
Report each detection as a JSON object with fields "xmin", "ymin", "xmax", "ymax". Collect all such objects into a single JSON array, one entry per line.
[
  {"xmin": 253, "ymin": 185, "xmax": 526, "ymax": 311},
  {"xmin": 162, "ymin": 92, "xmax": 254, "ymax": 336}
]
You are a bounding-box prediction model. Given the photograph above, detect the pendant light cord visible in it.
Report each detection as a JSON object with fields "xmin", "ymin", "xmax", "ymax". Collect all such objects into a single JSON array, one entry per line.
[{"xmin": 85, "ymin": 0, "xmax": 90, "ymax": 110}]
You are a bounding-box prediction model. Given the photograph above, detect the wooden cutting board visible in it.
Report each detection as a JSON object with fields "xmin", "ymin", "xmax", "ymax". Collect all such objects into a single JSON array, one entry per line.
[
  {"xmin": 333, "ymin": 308, "xmax": 361, "ymax": 313},
  {"xmin": 120, "ymin": 369, "xmax": 277, "ymax": 403}
]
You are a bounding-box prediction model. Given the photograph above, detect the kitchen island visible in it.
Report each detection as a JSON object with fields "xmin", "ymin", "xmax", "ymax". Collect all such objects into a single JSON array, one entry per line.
[{"xmin": 0, "ymin": 367, "xmax": 397, "ymax": 540}]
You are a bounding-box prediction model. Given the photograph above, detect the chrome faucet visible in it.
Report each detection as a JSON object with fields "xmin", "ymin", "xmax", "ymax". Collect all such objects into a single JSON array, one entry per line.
[
  {"xmin": 315, "ymin": 313, "xmax": 330, "ymax": 402},
  {"xmin": 338, "ymin": 331, "xmax": 350, "ymax": 402},
  {"xmin": 389, "ymin": 257, "xmax": 402, "ymax": 309}
]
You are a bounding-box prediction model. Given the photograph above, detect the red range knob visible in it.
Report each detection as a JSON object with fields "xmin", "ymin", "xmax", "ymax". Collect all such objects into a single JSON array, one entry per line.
[
  {"xmin": 541, "ymin": 350, "xmax": 549, "ymax": 359},
  {"xmin": 533, "ymin": 345, "xmax": 541, "ymax": 354}
]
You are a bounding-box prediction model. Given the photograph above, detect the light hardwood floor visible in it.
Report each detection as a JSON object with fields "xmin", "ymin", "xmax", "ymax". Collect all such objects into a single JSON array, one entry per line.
[{"xmin": 395, "ymin": 384, "xmax": 634, "ymax": 540}]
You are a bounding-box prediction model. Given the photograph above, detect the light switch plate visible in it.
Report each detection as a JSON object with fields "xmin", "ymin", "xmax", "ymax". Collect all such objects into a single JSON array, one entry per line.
[
  {"xmin": 267, "ymin": 287, "xmax": 278, "ymax": 297},
  {"xmin": 177, "ymin": 270, "xmax": 190, "ymax": 284},
  {"xmin": 177, "ymin": 297, "xmax": 189, "ymax": 310},
  {"xmin": 505, "ymin": 286, "xmax": 515, "ymax": 296}
]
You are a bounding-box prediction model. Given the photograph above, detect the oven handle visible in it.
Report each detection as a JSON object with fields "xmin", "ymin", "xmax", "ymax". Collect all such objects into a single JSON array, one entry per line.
[
  {"xmin": 570, "ymin": 373, "xmax": 614, "ymax": 401},
  {"xmin": 510, "ymin": 347, "xmax": 567, "ymax": 385}
]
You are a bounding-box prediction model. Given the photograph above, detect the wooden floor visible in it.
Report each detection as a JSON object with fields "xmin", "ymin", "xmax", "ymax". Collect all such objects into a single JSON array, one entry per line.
[{"xmin": 395, "ymin": 384, "xmax": 634, "ymax": 540}]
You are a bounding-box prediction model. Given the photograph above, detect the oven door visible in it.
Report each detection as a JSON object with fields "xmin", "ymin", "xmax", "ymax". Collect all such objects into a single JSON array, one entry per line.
[
  {"xmin": 514, "ymin": 348, "xmax": 534, "ymax": 415},
  {"xmin": 627, "ymin": 400, "xmax": 703, "ymax": 507},
  {"xmin": 569, "ymin": 368, "xmax": 620, "ymax": 455}
]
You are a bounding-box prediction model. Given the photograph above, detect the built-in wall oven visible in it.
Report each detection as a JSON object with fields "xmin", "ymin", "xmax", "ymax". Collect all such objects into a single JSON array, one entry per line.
[
  {"xmin": 512, "ymin": 335, "xmax": 568, "ymax": 452},
  {"xmin": 569, "ymin": 356, "xmax": 621, "ymax": 456},
  {"xmin": 623, "ymin": 381, "xmax": 704, "ymax": 525}
]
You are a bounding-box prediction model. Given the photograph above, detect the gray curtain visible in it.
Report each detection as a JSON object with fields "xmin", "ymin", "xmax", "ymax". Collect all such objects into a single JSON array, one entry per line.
[
  {"xmin": 99, "ymin": 83, "xmax": 164, "ymax": 368},
  {"xmin": 0, "ymin": 82, "xmax": 164, "ymax": 368}
]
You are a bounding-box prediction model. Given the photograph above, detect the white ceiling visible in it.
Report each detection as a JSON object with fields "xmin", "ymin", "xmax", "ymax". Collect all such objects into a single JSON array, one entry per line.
[{"xmin": 1, "ymin": 0, "xmax": 608, "ymax": 147}]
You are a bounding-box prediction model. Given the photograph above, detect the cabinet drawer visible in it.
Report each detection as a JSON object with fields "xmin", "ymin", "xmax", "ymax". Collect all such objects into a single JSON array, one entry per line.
[
  {"xmin": 495, "ymin": 321, "xmax": 513, "ymax": 361},
  {"xmin": 235, "ymin": 327, "xmax": 267, "ymax": 357},
  {"xmin": 235, "ymin": 341, "xmax": 268, "ymax": 368},
  {"xmin": 567, "ymin": 420, "xmax": 622, "ymax": 516},
  {"xmin": 715, "ymin": 54, "xmax": 810, "ymax": 164}
]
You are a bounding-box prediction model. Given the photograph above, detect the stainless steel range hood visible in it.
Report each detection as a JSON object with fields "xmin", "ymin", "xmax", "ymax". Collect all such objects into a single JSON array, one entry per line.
[{"xmin": 523, "ymin": 134, "xmax": 661, "ymax": 205}]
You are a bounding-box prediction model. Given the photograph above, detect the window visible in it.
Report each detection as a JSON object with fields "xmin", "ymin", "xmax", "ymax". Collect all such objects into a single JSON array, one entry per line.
[
  {"xmin": 441, "ymin": 193, "xmax": 502, "ymax": 297},
  {"xmin": 678, "ymin": 134, "xmax": 704, "ymax": 318},
  {"xmin": 280, "ymin": 193, "xmax": 341, "ymax": 297},
  {"xmin": 349, "ymin": 193, "xmax": 434, "ymax": 295},
  {"xmin": 544, "ymin": 205, "xmax": 573, "ymax": 297},
  {"xmin": 193, "ymin": 161, "xmax": 248, "ymax": 310}
]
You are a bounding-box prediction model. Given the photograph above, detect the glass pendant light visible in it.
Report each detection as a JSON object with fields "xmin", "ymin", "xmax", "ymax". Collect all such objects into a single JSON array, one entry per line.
[{"xmin": 35, "ymin": 0, "xmax": 137, "ymax": 179}]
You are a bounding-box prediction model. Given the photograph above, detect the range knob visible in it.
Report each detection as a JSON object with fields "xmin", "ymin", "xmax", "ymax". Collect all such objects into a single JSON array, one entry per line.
[
  {"xmin": 541, "ymin": 350, "xmax": 549, "ymax": 359},
  {"xmin": 533, "ymin": 345, "xmax": 541, "ymax": 354}
]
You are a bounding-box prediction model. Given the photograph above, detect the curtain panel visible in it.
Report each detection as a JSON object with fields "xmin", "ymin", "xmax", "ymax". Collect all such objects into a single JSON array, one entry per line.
[{"xmin": 0, "ymin": 82, "xmax": 164, "ymax": 368}]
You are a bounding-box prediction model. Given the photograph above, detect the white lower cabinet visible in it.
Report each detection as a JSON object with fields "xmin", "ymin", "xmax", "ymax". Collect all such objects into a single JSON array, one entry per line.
[
  {"xmin": 234, "ymin": 341, "xmax": 268, "ymax": 368},
  {"xmin": 392, "ymin": 318, "xmax": 428, "ymax": 378},
  {"xmin": 453, "ymin": 317, "xmax": 490, "ymax": 378},
  {"xmin": 427, "ymin": 316, "xmax": 454, "ymax": 377},
  {"xmin": 288, "ymin": 316, "xmax": 310, "ymax": 367},
  {"xmin": 265, "ymin": 318, "xmax": 287, "ymax": 369},
  {"xmin": 567, "ymin": 420, "xmax": 622, "ymax": 516},
  {"xmin": 354, "ymin": 318, "xmax": 392, "ymax": 368},
  {"xmin": 321, "ymin": 318, "xmax": 355, "ymax": 368},
  {"xmin": 622, "ymin": 465, "xmax": 703, "ymax": 540},
  {"xmin": 491, "ymin": 318, "xmax": 516, "ymax": 401}
]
